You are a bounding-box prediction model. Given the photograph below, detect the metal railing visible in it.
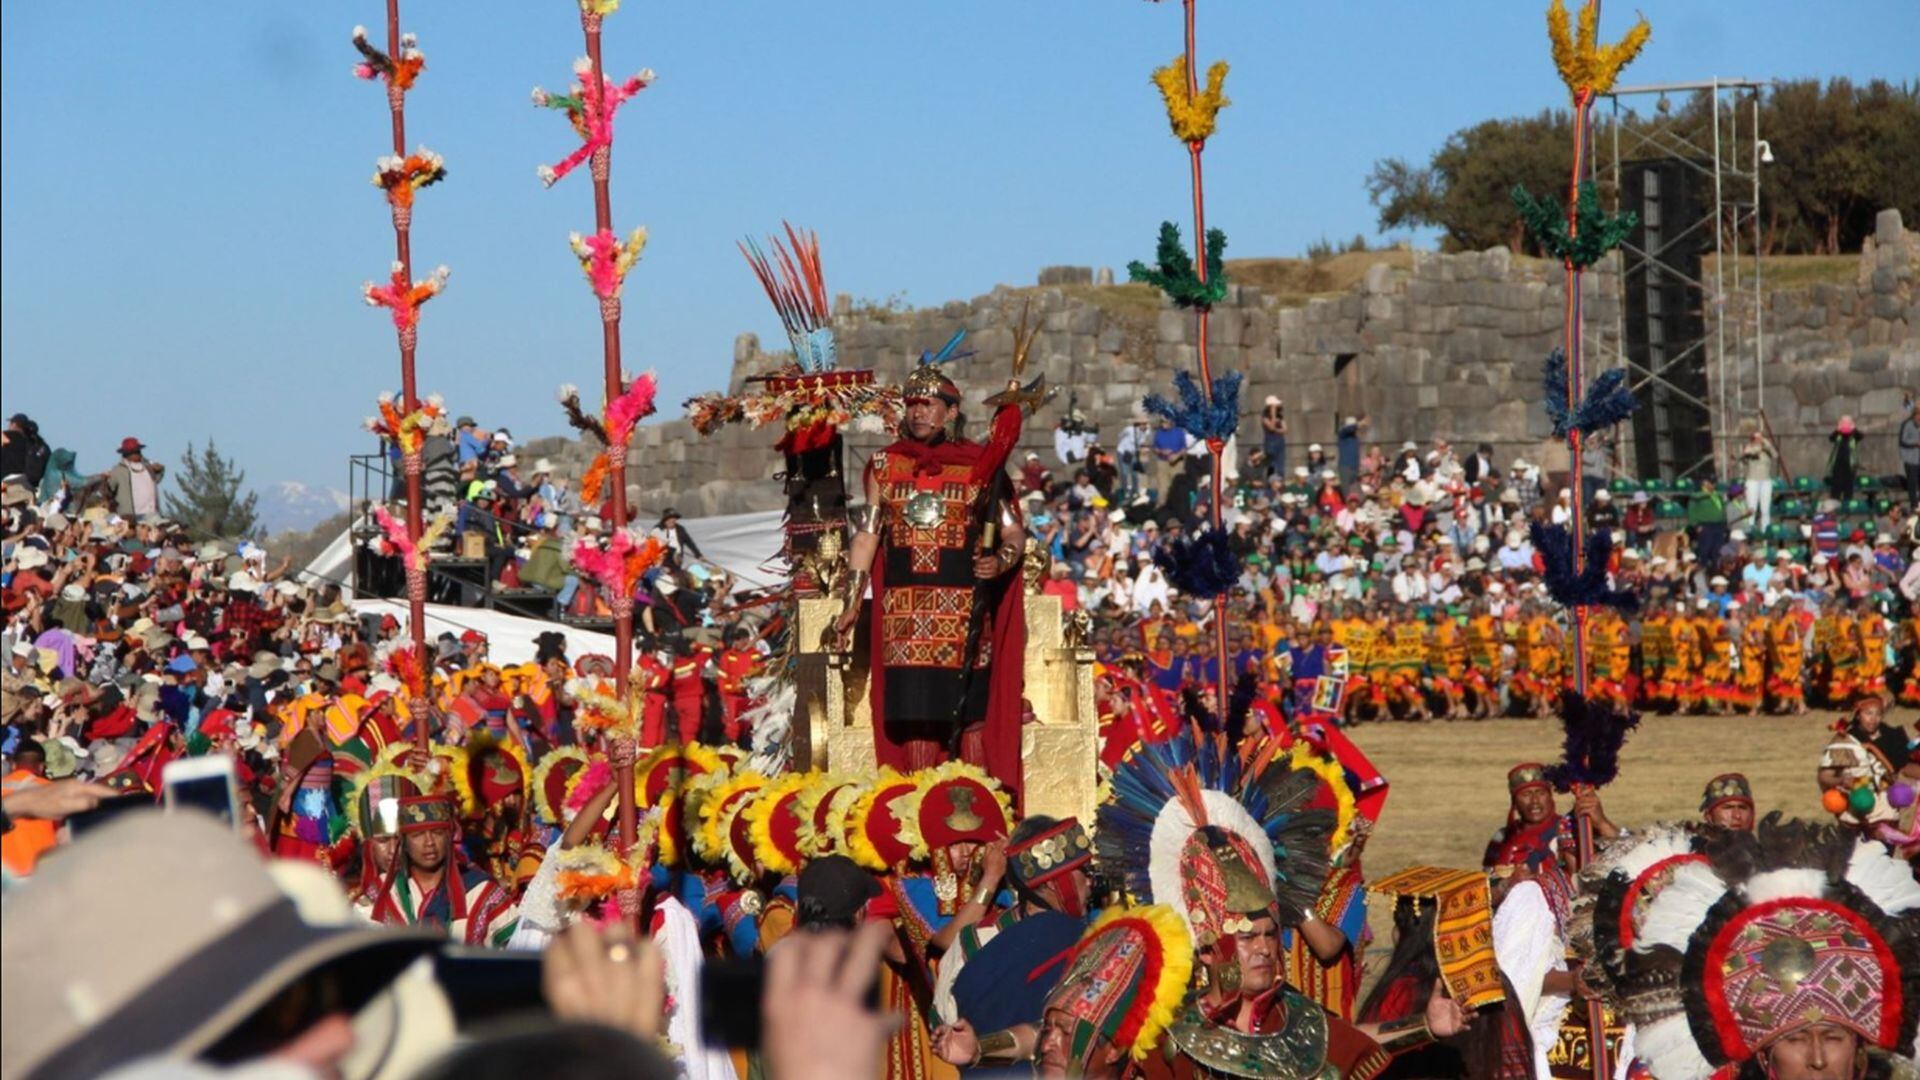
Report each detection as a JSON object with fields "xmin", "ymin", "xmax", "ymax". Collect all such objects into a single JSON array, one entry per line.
[{"xmin": 346, "ymin": 449, "xmax": 606, "ymax": 628}]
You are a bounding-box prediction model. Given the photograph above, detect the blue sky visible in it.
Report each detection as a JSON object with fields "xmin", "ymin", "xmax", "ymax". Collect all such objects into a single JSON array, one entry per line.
[{"xmin": 3, "ymin": 1, "xmax": 1914, "ymax": 498}]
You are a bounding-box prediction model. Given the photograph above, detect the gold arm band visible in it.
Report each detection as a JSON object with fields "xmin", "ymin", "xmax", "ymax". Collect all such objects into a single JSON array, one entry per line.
[
  {"xmin": 975, "ymin": 1029, "xmax": 1021, "ymax": 1064},
  {"xmin": 1374, "ymin": 1015, "xmax": 1433, "ymax": 1054},
  {"xmin": 849, "ymin": 504, "xmax": 880, "ymax": 536}
]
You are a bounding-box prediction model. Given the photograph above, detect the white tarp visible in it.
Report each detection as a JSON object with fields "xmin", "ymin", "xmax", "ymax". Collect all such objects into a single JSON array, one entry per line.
[
  {"xmin": 313, "ymin": 508, "xmax": 788, "ymax": 660},
  {"xmin": 679, "ymin": 509, "xmax": 787, "ymax": 589},
  {"xmin": 303, "ymin": 508, "xmax": 788, "ymax": 596},
  {"xmin": 299, "ymin": 526, "xmax": 359, "ymax": 597},
  {"xmin": 349, "ymin": 599, "xmax": 617, "ymax": 666}
]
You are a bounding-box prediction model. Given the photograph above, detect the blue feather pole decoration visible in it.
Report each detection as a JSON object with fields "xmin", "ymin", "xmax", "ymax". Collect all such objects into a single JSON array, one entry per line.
[
  {"xmin": 1142, "ymin": 369, "xmax": 1243, "ymax": 444},
  {"xmin": 1530, "ymin": 522, "xmax": 1639, "ymax": 613},
  {"xmin": 1153, "ymin": 529, "xmax": 1240, "ymax": 598},
  {"xmin": 1542, "ymin": 690, "xmax": 1639, "ymax": 791},
  {"xmin": 1542, "ymin": 349, "xmax": 1638, "ymax": 442}
]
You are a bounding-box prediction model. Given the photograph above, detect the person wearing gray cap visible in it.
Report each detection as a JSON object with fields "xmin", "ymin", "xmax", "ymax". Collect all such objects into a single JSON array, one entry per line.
[{"xmin": 2, "ymin": 810, "xmax": 437, "ymax": 1080}]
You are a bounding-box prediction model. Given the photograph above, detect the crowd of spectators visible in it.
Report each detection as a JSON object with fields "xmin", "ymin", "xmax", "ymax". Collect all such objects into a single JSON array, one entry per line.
[{"xmin": 1022, "ymin": 400, "xmax": 1920, "ymax": 715}]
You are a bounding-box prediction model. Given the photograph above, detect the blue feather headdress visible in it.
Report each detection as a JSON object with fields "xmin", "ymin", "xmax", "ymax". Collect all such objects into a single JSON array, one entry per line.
[
  {"xmin": 902, "ymin": 330, "xmax": 973, "ymax": 401},
  {"xmin": 919, "ymin": 329, "xmax": 972, "ymax": 367},
  {"xmin": 1095, "ymin": 726, "xmax": 1333, "ymax": 924},
  {"xmin": 1142, "ymin": 369, "xmax": 1242, "ymax": 445}
]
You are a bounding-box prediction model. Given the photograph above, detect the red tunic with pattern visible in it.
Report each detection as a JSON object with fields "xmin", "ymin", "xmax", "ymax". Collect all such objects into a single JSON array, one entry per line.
[{"xmin": 864, "ymin": 435, "xmax": 1025, "ymax": 798}]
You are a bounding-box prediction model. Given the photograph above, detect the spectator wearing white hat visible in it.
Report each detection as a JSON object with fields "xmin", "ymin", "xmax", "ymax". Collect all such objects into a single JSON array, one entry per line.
[
  {"xmin": 1259, "ymin": 396, "xmax": 1287, "ymax": 480},
  {"xmin": 1335, "ymin": 415, "xmax": 1367, "ymax": 488}
]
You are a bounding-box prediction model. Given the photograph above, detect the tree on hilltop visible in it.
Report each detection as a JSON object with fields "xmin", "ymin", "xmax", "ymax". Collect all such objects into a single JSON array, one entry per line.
[{"xmin": 162, "ymin": 439, "xmax": 262, "ymax": 540}]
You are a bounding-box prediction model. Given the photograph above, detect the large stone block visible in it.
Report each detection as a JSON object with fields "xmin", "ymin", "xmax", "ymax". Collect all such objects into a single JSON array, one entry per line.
[
  {"xmin": 1038, "ymin": 266, "xmax": 1093, "ymax": 286},
  {"xmin": 1860, "ymin": 387, "xmax": 1906, "ymax": 416},
  {"xmin": 1875, "ymin": 208, "xmax": 1906, "ymax": 246}
]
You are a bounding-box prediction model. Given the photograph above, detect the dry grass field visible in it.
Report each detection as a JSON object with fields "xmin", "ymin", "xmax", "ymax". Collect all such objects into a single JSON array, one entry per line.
[{"xmin": 1340, "ymin": 704, "xmax": 1919, "ymax": 984}]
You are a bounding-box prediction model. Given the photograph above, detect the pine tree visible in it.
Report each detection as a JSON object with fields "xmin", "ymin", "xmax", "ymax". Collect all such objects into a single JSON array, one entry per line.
[{"xmin": 161, "ymin": 439, "xmax": 262, "ymax": 540}]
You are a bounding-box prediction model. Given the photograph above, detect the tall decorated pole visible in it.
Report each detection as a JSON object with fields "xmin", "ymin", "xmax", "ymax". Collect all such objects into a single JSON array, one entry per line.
[
  {"xmin": 1513, "ymin": 2, "xmax": 1648, "ymax": 1076},
  {"xmin": 535, "ymin": 0, "xmax": 657, "ymax": 886},
  {"xmin": 353, "ymin": 5, "xmax": 448, "ymax": 748},
  {"xmin": 1130, "ymin": 0, "xmax": 1242, "ymax": 724}
]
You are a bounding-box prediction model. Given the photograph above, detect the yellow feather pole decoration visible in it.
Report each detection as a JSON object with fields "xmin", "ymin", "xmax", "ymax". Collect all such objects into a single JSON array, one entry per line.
[
  {"xmin": 1546, "ymin": 0, "xmax": 1650, "ymax": 100},
  {"xmin": 1150, "ymin": 55, "xmax": 1230, "ymax": 144}
]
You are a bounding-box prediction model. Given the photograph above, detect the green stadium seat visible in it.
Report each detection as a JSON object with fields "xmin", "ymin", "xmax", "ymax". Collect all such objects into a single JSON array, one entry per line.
[
  {"xmin": 1794, "ymin": 476, "xmax": 1818, "ymax": 492},
  {"xmin": 1655, "ymin": 499, "xmax": 1684, "ymax": 518}
]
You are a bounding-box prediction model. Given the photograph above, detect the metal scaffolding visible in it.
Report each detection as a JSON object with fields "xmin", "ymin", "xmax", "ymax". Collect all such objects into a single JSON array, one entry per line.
[{"xmin": 1600, "ymin": 78, "xmax": 1771, "ymax": 481}]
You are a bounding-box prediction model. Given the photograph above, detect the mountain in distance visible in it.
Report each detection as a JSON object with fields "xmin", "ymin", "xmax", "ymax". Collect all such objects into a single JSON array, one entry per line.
[{"xmin": 257, "ymin": 480, "xmax": 349, "ymax": 535}]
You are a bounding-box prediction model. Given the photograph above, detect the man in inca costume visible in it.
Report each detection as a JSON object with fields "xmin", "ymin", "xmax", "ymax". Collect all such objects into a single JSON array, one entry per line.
[{"xmin": 833, "ymin": 337, "xmax": 1031, "ymax": 796}]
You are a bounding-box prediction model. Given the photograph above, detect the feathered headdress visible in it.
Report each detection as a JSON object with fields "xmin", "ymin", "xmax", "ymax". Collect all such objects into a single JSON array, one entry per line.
[
  {"xmin": 1046, "ymin": 905, "xmax": 1196, "ymax": 1065},
  {"xmin": 1599, "ymin": 815, "xmax": 1919, "ymax": 1079},
  {"xmin": 531, "ymin": 745, "xmax": 592, "ymax": 827},
  {"xmin": 902, "ymin": 330, "xmax": 972, "ymax": 403},
  {"xmin": 1574, "ymin": 823, "xmax": 1709, "ymax": 999},
  {"xmin": 741, "ymin": 222, "xmax": 836, "ymax": 373},
  {"xmin": 745, "ymin": 771, "xmax": 815, "ymax": 878},
  {"xmin": 531, "ymin": 59, "xmax": 654, "ymax": 187},
  {"xmin": 1097, "ymin": 726, "xmax": 1334, "ymax": 944}
]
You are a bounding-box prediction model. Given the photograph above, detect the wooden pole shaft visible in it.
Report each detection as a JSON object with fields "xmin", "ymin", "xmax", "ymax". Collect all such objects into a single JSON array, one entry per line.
[{"xmin": 385, "ymin": 0, "xmax": 431, "ymax": 752}]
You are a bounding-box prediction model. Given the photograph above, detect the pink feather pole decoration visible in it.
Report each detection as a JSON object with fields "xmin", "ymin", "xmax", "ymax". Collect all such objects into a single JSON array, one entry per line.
[
  {"xmin": 532, "ymin": 62, "xmax": 654, "ymax": 187},
  {"xmin": 373, "ymin": 505, "xmax": 420, "ymax": 570},
  {"xmin": 604, "ymin": 371, "xmax": 658, "ymax": 448},
  {"xmin": 570, "ymin": 531, "xmax": 667, "ymax": 596}
]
